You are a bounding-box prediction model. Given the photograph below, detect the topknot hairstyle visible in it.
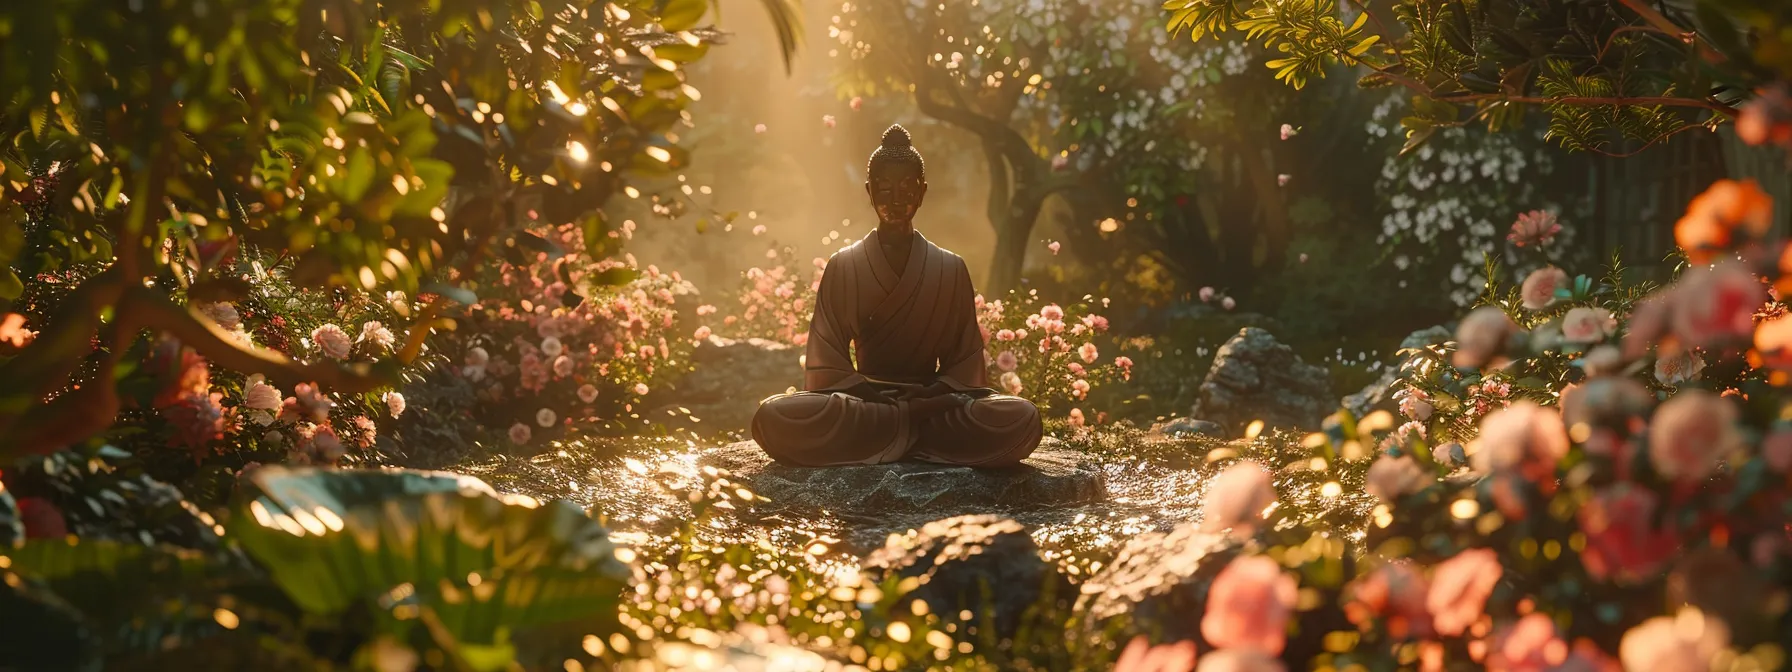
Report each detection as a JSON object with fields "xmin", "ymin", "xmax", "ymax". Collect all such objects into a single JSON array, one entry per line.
[{"xmin": 868, "ymin": 124, "xmax": 925, "ymax": 178}]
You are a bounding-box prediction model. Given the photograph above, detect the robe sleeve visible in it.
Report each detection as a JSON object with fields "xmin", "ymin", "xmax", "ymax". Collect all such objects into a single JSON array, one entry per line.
[
  {"xmin": 803, "ymin": 250, "xmax": 859, "ymax": 391},
  {"xmin": 936, "ymin": 258, "xmax": 989, "ymax": 389}
]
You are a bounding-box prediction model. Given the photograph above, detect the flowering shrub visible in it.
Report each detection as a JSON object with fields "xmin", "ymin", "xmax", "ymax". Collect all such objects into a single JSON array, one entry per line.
[
  {"xmin": 976, "ymin": 290, "xmax": 1128, "ymax": 418},
  {"xmin": 712, "ymin": 247, "xmax": 823, "ymax": 345},
  {"xmin": 424, "ymin": 222, "xmax": 697, "ymax": 446}
]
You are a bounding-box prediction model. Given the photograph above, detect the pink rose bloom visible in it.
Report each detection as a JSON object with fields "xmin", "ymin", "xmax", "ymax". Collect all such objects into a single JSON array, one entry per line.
[
  {"xmin": 243, "ymin": 377, "xmax": 283, "ymax": 411},
  {"xmin": 792, "ymin": 333, "xmax": 809, "ymax": 346},
  {"xmin": 1221, "ymin": 296, "xmax": 1236, "ymax": 310},
  {"xmin": 1199, "ymin": 287, "xmax": 1215, "ymax": 302},
  {"xmin": 1618, "ymin": 613, "xmax": 1729, "ymax": 672},
  {"xmin": 553, "ymin": 355, "xmax": 575, "ymax": 377},
  {"xmin": 1485, "ymin": 613, "xmax": 1567, "ymax": 672},
  {"xmin": 200, "ymin": 302, "xmax": 242, "ymax": 330},
  {"xmin": 1520, "ymin": 267, "xmax": 1569, "ymax": 311},
  {"xmin": 1648, "ymin": 389, "xmax": 1742, "ymax": 482},
  {"xmin": 999, "ymin": 371, "xmax": 1024, "ymax": 395},
  {"xmin": 1068, "ymin": 362, "xmax": 1085, "ymax": 376},
  {"xmin": 282, "ymin": 383, "xmax": 333, "ymax": 424},
  {"xmin": 384, "ymin": 391, "xmax": 406, "ymax": 418},
  {"xmin": 1579, "ymin": 484, "xmax": 1677, "ymax": 584},
  {"xmin": 1015, "ymin": 328, "xmax": 1029, "ymax": 340},
  {"xmin": 1201, "ymin": 555, "xmax": 1297, "ymax": 655},
  {"xmin": 996, "ymin": 329, "xmax": 1017, "ymax": 342},
  {"xmin": 508, "ymin": 423, "xmax": 532, "ymax": 445},
  {"xmin": 1071, "ymin": 379, "xmax": 1090, "ymax": 399},
  {"xmin": 1079, "ymin": 342, "xmax": 1100, "ymax": 363},
  {"xmin": 1653, "ymin": 349, "xmax": 1705, "ymax": 385},
  {"xmin": 1201, "ymin": 461, "xmax": 1276, "ymax": 535},
  {"xmin": 1453, "ymin": 306, "xmax": 1519, "ymax": 368},
  {"xmin": 1068, "ymin": 408, "xmax": 1086, "ymax": 427},
  {"xmin": 1082, "ymin": 315, "xmax": 1109, "ymax": 331},
  {"xmin": 359, "ymin": 321, "xmax": 395, "ymax": 350},
  {"xmin": 1112, "ymin": 636, "xmax": 1197, "ymax": 672},
  {"xmin": 578, "ymin": 384, "xmax": 600, "ymax": 404},
  {"xmin": 1365, "ymin": 454, "xmax": 1429, "ymax": 503},
  {"xmin": 1194, "ymin": 649, "xmax": 1284, "ymax": 672},
  {"xmin": 1508, "ymin": 210, "xmax": 1562, "ymax": 248},
  {"xmin": 1671, "ymin": 261, "xmax": 1766, "ymax": 347},
  {"xmin": 1397, "ymin": 388, "xmax": 1432, "ymax": 421},
  {"xmin": 541, "ymin": 336, "xmax": 565, "ymax": 357},
  {"xmin": 1040, "ymin": 304, "xmax": 1064, "ymax": 321},
  {"xmin": 1471, "ymin": 401, "xmax": 1569, "ymax": 479},
  {"xmin": 996, "ymin": 351, "xmax": 1018, "ymax": 372},
  {"xmin": 311, "ymin": 324, "xmax": 353, "ymax": 359},
  {"xmin": 1280, "ymin": 123, "xmax": 1297, "ymax": 140},
  {"xmin": 1048, "ymin": 241, "xmax": 1061, "ymax": 255},
  {"xmin": 1426, "ymin": 548, "xmax": 1502, "ymax": 636},
  {"xmin": 1115, "ymin": 356, "xmax": 1133, "ymax": 369},
  {"xmin": 308, "ymin": 424, "xmax": 346, "ymax": 463},
  {"xmin": 850, "ymin": 96, "xmax": 863, "ymax": 111},
  {"xmin": 1561, "ymin": 307, "xmax": 1618, "ymax": 343},
  {"xmin": 1762, "ymin": 429, "xmax": 1792, "ymax": 472},
  {"xmin": 1344, "ymin": 561, "xmax": 1432, "ymax": 639},
  {"xmin": 633, "ymin": 382, "xmax": 650, "ymax": 396},
  {"xmin": 980, "ymin": 324, "xmax": 992, "ymax": 343}
]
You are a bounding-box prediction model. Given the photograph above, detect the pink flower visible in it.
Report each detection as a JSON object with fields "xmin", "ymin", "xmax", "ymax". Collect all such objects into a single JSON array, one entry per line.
[
  {"xmin": 1471, "ymin": 401, "xmax": 1569, "ymax": 477},
  {"xmin": 281, "ymin": 383, "xmax": 332, "ymax": 424},
  {"xmin": 243, "ymin": 377, "xmax": 283, "ymax": 411},
  {"xmin": 1648, "ymin": 389, "xmax": 1742, "ymax": 482},
  {"xmin": 384, "ymin": 391, "xmax": 406, "ymax": 418},
  {"xmin": 1453, "ymin": 306, "xmax": 1519, "ymax": 369},
  {"xmin": 849, "ymin": 96, "xmax": 863, "ymax": 111},
  {"xmin": 1737, "ymin": 85, "xmax": 1792, "ymax": 148},
  {"xmin": 305, "ymin": 424, "xmax": 347, "ymax": 463},
  {"xmin": 1071, "ymin": 379, "xmax": 1090, "ymax": 399},
  {"xmin": 1618, "ymin": 613, "xmax": 1729, "ymax": 672},
  {"xmin": 1047, "ymin": 240, "xmax": 1061, "ymax": 255},
  {"xmin": 1068, "ymin": 362, "xmax": 1086, "ymax": 376},
  {"xmin": 1221, "ymin": 297, "xmax": 1235, "ymax": 310},
  {"xmin": 1115, "ymin": 356, "xmax": 1133, "ymax": 369},
  {"xmin": 536, "ymin": 408, "xmax": 557, "ymax": 428},
  {"xmin": 1199, "ymin": 287, "xmax": 1215, "ymax": 302},
  {"xmin": 199, "ymin": 302, "xmax": 241, "ymax": 330},
  {"xmin": 1193, "ymin": 649, "xmax": 1283, "ymax": 672},
  {"xmin": 466, "ymin": 347, "xmax": 490, "ymax": 367},
  {"xmin": 541, "ymin": 336, "xmax": 565, "ymax": 357},
  {"xmin": 553, "ymin": 355, "xmax": 575, "ymax": 377},
  {"xmin": 1112, "ymin": 636, "xmax": 1197, "ymax": 672},
  {"xmin": 753, "ymin": 123, "xmax": 767, "ymax": 133},
  {"xmin": 1763, "ymin": 429, "xmax": 1792, "ymax": 472},
  {"xmin": 1365, "ymin": 454, "xmax": 1429, "ymax": 503},
  {"xmin": 1079, "ymin": 342, "xmax": 1099, "ymax": 363},
  {"xmin": 1201, "ymin": 555, "xmax": 1297, "ymax": 655},
  {"xmin": 359, "ymin": 321, "xmax": 395, "ymax": 350},
  {"xmin": 578, "ymin": 384, "xmax": 600, "ymax": 404},
  {"xmin": 1431, "ymin": 442, "xmax": 1466, "ymax": 468},
  {"xmin": 999, "ymin": 371, "xmax": 1024, "ymax": 395},
  {"xmin": 1653, "ymin": 349, "xmax": 1705, "ymax": 385},
  {"xmin": 1426, "ymin": 548, "xmax": 1501, "ymax": 636},
  {"xmin": 1485, "ymin": 613, "xmax": 1568, "ymax": 672},
  {"xmin": 1050, "ymin": 154, "xmax": 1069, "ymax": 171},
  {"xmin": 995, "ymin": 350, "xmax": 1018, "ymax": 371},
  {"xmin": 1508, "ymin": 210, "xmax": 1562, "ymax": 248},
  {"xmin": 752, "ymin": 224, "xmax": 767, "ymax": 235},
  {"xmin": 1081, "ymin": 315, "xmax": 1109, "ymax": 331},
  {"xmin": 633, "ymin": 382, "xmax": 650, "ymax": 396},
  {"xmin": 1068, "ymin": 408, "xmax": 1086, "ymax": 427},
  {"xmin": 1397, "ymin": 388, "xmax": 1432, "ymax": 421},
  {"xmin": 1343, "ymin": 562, "xmax": 1432, "ymax": 639},
  {"xmin": 1520, "ymin": 267, "xmax": 1569, "ymax": 311},
  {"xmin": 1276, "ymin": 174, "xmax": 1291, "ymax": 186},
  {"xmin": 508, "ymin": 423, "xmax": 532, "ymax": 444},
  {"xmin": 694, "ymin": 326, "xmax": 713, "ymax": 340},
  {"xmin": 1279, "ymin": 123, "xmax": 1297, "ymax": 140},
  {"xmin": 1579, "ymin": 484, "xmax": 1677, "ymax": 584},
  {"xmin": 996, "ymin": 329, "xmax": 1017, "ymax": 342},
  {"xmin": 1561, "ymin": 307, "xmax": 1618, "ymax": 343},
  {"xmin": 1672, "ymin": 261, "xmax": 1766, "ymax": 347},
  {"xmin": 1201, "ymin": 461, "xmax": 1276, "ymax": 535},
  {"xmin": 822, "ymin": 114, "xmax": 836, "ymax": 128},
  {"xmin": 311, "ymin": 324, "xmax": 353, "ymax": 359},
  {"xmin": 1041, "ymin": 304, "xmax": 1064, "ymax": 321}
]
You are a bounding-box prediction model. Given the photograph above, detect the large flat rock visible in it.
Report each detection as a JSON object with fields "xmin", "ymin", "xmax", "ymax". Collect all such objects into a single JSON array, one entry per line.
[{"xmin": 700, "ymin": 438, "xmax": 1107, "ymax": 516}]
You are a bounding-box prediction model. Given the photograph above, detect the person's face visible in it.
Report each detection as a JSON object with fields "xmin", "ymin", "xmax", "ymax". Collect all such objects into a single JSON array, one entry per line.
[{"xmin": 866, "ymin": 161, "xmax": 927, "ymax": 225}]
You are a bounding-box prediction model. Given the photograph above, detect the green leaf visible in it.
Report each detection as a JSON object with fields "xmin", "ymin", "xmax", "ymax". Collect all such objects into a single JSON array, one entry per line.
[
  {"xmin": 0, "ymin": 267, "xmax": 22, "ymax": 301},
  {"xmin": 420, "ymin": 281, "xmax": 478, "ymax": 306},
  {"xmin": 659, "ymin": 0, "xmax": 709, "ymax": 32},
  {"xmin": 228, "ymin": 467, "xmax": 631, "ymax": 646}
]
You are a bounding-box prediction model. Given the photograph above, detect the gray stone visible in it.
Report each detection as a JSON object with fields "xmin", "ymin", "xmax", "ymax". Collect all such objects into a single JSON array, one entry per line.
[
  {"xmin": 700, "ymin": 438, "xmax": 1107, "ymax": 517},
  {"xmin": 1340, "ymin": 325, "xmax": 1453, "ymax": 418},
  {"xmin": 644, "ymin": 335, "xmax": 802, "ymax": 434},
  {"xmin": 1075, "ymin": 523, "xmax": 1240, "ymax": 642},
  {"xmin": 862, "ymin": 515, "xmax": 1072, "ymax": 637},
  {"xmin": 1190, "ymin": 327, "xmax": 1333, "ymax": 434}
]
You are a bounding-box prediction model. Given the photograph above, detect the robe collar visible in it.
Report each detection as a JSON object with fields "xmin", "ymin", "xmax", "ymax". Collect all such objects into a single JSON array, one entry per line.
[{"xmin": 865, "ymin": 227, "xmax": 926, "ymax": 292}]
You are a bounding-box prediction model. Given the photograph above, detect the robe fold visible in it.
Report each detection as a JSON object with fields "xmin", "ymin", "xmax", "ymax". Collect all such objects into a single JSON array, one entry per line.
[{"xmin": 750, "ymin": 229, "xmax": 1042, "ymax": 467}]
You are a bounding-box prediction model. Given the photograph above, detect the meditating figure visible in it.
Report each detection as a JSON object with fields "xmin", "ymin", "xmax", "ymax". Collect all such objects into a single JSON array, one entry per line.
[{"xmin": 750, "ymin": 124, "xmax": 1043, "ymax": 467}]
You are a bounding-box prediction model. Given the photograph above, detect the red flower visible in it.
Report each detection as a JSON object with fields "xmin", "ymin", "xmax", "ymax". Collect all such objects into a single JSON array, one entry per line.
[
  {"xmin": 15, "ymin": 497, "xmax": 68, "ymax": 539},
  {"xmin": 1578, "ymin": 484, "xmax": 1678, "ymax": 584}
]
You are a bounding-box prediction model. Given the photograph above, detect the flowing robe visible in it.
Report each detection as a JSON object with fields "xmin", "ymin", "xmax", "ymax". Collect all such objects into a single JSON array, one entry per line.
[{"xmin": 750, "ymin": 230, "xmax": 1042, "ymax": 467}]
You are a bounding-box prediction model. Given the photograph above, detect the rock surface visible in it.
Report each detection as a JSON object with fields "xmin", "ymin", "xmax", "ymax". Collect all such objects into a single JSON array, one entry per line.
[
  {"xmin": 1341, "ymin": 325, "xmax": 1453, "ymax": 418},
  {"xmin": 1152, "ymin": 418, "xmax": 1226, "ymax": 439},
  {"xmin": 701, "ymin": 439, "xmax": 1107, "ymax": 517},
  {"xmin": 644, "ymin": 335, "xmax": 802, "ymax": 434},
  {"xmin": 862, "ymin": 515, "xmax": 1072, "ymax": 637},
  {"xmin": 1190, "ymin": 327, "xmax": 1333, "ymax": 435},
  {"xmin": 1076, "ymin": 523, "xmax": 1240, "ymax": 642}
]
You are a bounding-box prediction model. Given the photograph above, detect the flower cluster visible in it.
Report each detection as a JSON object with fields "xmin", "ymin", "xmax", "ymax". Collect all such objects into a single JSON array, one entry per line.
[
  {"xmin": 977, "ymin": 290, "xmax": 1127, "ymax": 419},
  {"xmin": 715, "ymin": 247, "xmax": 823, "ymax": 345}
]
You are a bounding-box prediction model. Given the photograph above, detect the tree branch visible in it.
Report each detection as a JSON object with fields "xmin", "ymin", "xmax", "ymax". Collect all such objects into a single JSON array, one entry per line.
[{"xmin": 123, "ymin": 286, "xmax": 391, "ymax": 393}]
